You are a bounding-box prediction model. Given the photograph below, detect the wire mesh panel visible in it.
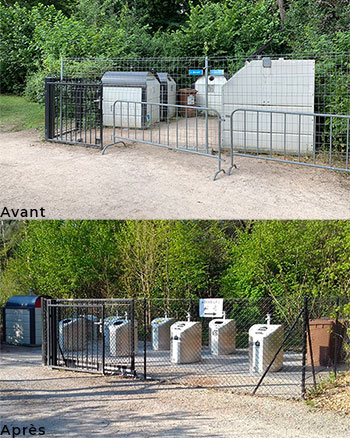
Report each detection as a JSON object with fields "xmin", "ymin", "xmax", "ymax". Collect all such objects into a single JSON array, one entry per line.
[
  {"xmin": 45, "ymin": 80, "xmax": 103, "ymax": 147},
  {"xmin": 227, "ymin": 109, "xmax": 350, "ymax": 173},
  {"xmin": 56, "ymin": 54, "xmax": 349, "ymax": 175}
]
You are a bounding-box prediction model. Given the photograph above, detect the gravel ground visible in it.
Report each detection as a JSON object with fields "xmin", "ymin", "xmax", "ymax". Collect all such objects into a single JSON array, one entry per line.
[
  {"xmin": 1, "ymin": 346, "xmax": 349, "ymax": 438},
  {"xmin": 1, "ymin": 130, "xmax": 350, "ymax": 219}
]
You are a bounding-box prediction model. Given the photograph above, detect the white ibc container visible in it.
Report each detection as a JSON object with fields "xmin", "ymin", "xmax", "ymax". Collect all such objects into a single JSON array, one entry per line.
[
  {"xmin": 59, "ymin": 317, "xmax": 89, "ymax": 351},
  {"xmin": 151, "ymin": 317, "xmax": 175, "ymax": 351},
  {"xmin": 209, "ymin": 318, "xmax": 236, "ymax": 355},
  {"xmin": 170, "ymin": 321, "xmax": 202, "ymax": 364},
  {"xmin": 109, "ymin": 319, "xmax": 138, "ymax": 357},
  {"xmin": 102, "ymin": 71, "xmax": 161, "ymax": 128},
  {"xmin": 195, "ymin": 75, "xmax": 227, "ymax": 114},
  {"xmin": 221, "ymin": 58, "xmax": 315, "ymax": 154},
  {"xmin": 249, "ymin": 324, "xmax": 284, "ymax": 373}
]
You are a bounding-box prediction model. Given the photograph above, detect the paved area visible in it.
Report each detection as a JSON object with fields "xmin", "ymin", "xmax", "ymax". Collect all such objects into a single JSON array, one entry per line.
[{"xmin": 1, "ymin": 345, "xmax": 349, "ymax": 438}]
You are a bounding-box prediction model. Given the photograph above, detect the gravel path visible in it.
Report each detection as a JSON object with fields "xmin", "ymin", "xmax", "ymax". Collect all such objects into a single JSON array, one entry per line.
[
  {"xmin": 1, "ymin": 346, "xmax": 349, "ymax": 438},
  {"xmin": 1, "ymin": 130, "xmax": 350, "ymax": 219}
]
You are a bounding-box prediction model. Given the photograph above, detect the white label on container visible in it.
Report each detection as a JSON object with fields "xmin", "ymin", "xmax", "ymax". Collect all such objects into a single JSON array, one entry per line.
[{"xmin": 187, "ymin": 95, "xmax": 195, "ymax": 105}]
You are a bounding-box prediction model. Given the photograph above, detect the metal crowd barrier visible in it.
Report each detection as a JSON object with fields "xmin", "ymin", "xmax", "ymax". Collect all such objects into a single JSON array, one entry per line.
[
  {"xmin": 228, "ymin": 108, "xmax": 350, "ymax": 174},
  {"xmin": 101, "ymin": 100, "xmax": 226, "ymax": 181}
]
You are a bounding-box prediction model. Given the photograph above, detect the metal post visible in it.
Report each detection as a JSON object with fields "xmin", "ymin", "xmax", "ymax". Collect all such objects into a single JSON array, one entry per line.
[
  {"xmin": 301, "ymin": 295, "xmax": 308, "ymax": 399},
  {"xmin": 59, "ymin": 58, "xmax": 63, "ymax": 140},
  {"xmin": 41, "ymin": 298, "xmax": 47, "ymax": 366},
  {"xmin": 101, "ymin": 304, "xmax": 105, "ymax": 375},
  {"xmin": 130, "ymin": 299, "xmax": 135, "ymax": 376},
  {"xmin": 205, "ymin": 56, "xmax": 209, "ymax": 154},
  {"xmin": 306, "ymin": 318, "xmax": 317, "ymax": 389},
  {"xmin": 143, "ymin": 298, "xmax": 147, "ymax": 380},
  {"xmin": 334, "ymin": 297, "xmax": 340, "ymax": 377}
]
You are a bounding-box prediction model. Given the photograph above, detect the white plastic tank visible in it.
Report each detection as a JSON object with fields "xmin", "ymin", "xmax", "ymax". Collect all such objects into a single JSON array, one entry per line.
[
  {"xmin": 151, "ymin": 316, "xmax": 175, "ymax": 350},
  {"xmin": 102, "ymin": 71, "xmax": 161, "ymax": 128},
  {"xmin": 170, "ymin": 321, "xmax": 202, "ymax": 364},
  {"xmin": 209, "ymin": 318, "xmax": 236, "ymax": 355},
  {"xmin": 222, "ymin": 58, "xmax": 315, "ymax": 154},
  {"xmin": 195, "ymin": 75, "xmax": 227, "ymax": 114},
  {"xmin": 157, "ymin": 73, "xmax": 176, "ymax": 120},
  {"xmin": 59, "ymin": 317, "xmax": 90, "ymax": 351},
  {"xmin": 249, "ymin": 320, "xmax": 284, "ymax": 373},
  {"xmin": 109, "ymin": 319, "xmax": 138, "ymax": 357}
]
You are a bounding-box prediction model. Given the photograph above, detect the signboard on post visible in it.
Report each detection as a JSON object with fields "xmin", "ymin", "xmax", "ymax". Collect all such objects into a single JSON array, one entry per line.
[
  {"xmin": 199, "ymin": 298, "xmax": 224, "ymax": 318},
  {"xmin": 189, "ymin": 69, "xmax": 203, "ymax": 76},
  {"xmin": 210, "ymin": 69, "xmax": 225, "ymax": 76}
]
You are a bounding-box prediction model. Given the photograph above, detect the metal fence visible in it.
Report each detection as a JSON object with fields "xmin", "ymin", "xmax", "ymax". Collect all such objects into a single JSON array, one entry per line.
[
  {"xmin": 102, "ymin": 100, "xmax": 225, "ymax": 180},
  {"xmin": 44, "ymin": 53, "xmax": 350, "ymax": 176},
  {"xmin": 228, "ymin": 109, "xmax": 350, "ymax": 173},
  {"xmin": 43, "ymin": 296, "xmax": 349, "ymax": 400}
]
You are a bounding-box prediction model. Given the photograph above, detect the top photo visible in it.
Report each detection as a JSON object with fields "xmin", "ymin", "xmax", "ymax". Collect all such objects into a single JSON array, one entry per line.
[{"xmin": 1, "ymin": 0, "xmax": 349, "ymax": 219}]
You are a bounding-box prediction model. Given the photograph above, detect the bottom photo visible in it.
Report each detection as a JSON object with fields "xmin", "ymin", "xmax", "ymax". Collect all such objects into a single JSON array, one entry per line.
[{"xmin": 0, "ymin": 220, "xmax": 349, "ymax": 437}]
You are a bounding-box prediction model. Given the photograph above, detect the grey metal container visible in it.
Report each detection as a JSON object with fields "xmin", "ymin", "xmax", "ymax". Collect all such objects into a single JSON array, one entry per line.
[
  {"xmin": 109, "ymin": 319, "xmax": 138, "ymax": 357},
  {"xmin": 209, "ymin": 318, "xmax": 236, "ymax": 355},
  {"xmin": 102, "ymin": 71, "xmax": 161, "ymax": 128},
  {"xmin": 156, "ymin": 72, "xmax": 176, "ymax": 120},
  {"xmin": 151, "ymin": 317, "xmax": 175, "ymax": 351},
  {"xmin": 59, "ymin": 317, "xmax": 92, "ymax": 352},
  {"xmin": 170, "ymin": 321, "xmax": 202, "ymax": 364}
]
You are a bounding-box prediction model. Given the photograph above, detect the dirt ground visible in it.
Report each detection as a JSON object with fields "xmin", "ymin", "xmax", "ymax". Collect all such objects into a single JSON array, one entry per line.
[
  {"xmin": 1, "ymin": 346, "xmax": 350, "ymax": 438},
  {"xmin": 310, "ymin": 372, "xmax": 350, "ymax": 415},
  {"xmin": 1, "ymin": 130, "xmax": 350, "ymax": 219}
]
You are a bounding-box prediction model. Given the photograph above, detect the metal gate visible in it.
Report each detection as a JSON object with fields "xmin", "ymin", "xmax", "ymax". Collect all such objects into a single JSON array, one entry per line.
[
  {"xmin": 45, "ymin": 79, "xmax": 103, "ymax": 147},
  {"xmin": 45, "ymin": 299, "xmax": 136, "ymax": 375}
]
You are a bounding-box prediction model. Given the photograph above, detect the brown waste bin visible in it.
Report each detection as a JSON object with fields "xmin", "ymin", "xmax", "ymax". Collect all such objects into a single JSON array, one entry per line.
[
  {"xmin": 178, "ymin": 89, "xmax": 198, "ymax": 117},
  {"xmin": 307, "ymin": 319, "xmax": 344, "ymax": 366}
]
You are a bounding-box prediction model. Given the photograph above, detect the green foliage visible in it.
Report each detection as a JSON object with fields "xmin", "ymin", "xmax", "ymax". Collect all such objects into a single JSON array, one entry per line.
[
  {"xmin": 155, "ymin": 0, "xmax": 282, "ymax": 57},
  {"xmin": 221, "ymin": 221, "xmax": 350, "ymax": 323}
]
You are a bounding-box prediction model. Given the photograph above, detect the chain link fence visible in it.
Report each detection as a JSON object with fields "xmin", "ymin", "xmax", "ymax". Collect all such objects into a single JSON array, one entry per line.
[{"xmin": 43, "ymin": 296, "xmax": 349, "ymax": 400}]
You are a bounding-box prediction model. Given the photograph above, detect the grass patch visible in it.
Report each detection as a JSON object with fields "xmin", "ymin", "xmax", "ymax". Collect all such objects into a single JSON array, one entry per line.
[{"xmin": 0, "ymin": 95, "xmax": 44, "ymax": 132}]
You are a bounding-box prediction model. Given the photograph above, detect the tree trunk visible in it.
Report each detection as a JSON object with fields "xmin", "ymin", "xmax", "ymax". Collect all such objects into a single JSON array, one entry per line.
[{"xmin": 277, "ymin": 0, "xmax": 285, "ymax": 23}]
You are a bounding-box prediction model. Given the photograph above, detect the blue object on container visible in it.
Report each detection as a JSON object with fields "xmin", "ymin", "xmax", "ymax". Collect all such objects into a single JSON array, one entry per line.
[{"xmin": 210, "ymin": 69, "xmax": 225, "ymax": 76}]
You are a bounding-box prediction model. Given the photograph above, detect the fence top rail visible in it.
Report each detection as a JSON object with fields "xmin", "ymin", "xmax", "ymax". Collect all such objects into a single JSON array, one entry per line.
[
  {"xmin": 49, "ymin": 298, "xmax": 134, "ymax": 303},
  {"xmin": 62, "ymin": 53, "xmax": 350, "ymax": 61},
  {"xmin": 47, "ymin": 303, "xmax": 104, "ymax": 308},
  {"xmin": 112, "ymin": 100, "xmax": 222, "ymax": 118},
  {"xmin": 230, "ymin": 108, "xmax": 350, "ymax": 119}
]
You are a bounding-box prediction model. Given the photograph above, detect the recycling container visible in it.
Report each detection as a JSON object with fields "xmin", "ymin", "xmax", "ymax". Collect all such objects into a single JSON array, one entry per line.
[
  {"xmin": 152, "ymin": 317, "xmax": 176, "ymax": 351},
  {"xmin": 178, "ymin": 89, "xmax": 198, "ymax": 117},
  {"xmin": 209, "ymin": 318, "xmax": 236, "ymax": 355},
  {"xmin": 249, "ymin": 324, "xmax": 284, "ymax": 373},
  {"xmin": 59, "ymin": 317, "xmax": 90, "ymax": 351},
  {"xmin": 307, "ymin": 319, "xmax": 345, "ymax": 366},
  {"xmin": 170, "ymin": 321, "xmax": 202, "ymax": 364},
  {"xmin": 109, "ymin": 319, "xmax": 138, "ymax": 357}
]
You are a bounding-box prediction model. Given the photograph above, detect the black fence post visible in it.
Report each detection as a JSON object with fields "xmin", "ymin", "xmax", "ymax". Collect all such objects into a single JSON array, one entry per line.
[
  {"xmin": 143, "ymin": 297, "xmax": 147, "ymax": 380},
  {"xmin": 301, "ymin": 295, "xmax": 308, "ymax": 399},
  {"xmin": 130, "ymin": 299, "xmax": 135, "ymax": 376},
  {"xmin": 41, "ymin": 298, "xmax": 47, "ymax": 366},
  {"xmin": 334, "ymin": 297, "xmax": 340, "ymax": 377},
  {"xmin": 45, "ymin": 78, "xmax": 56, "ymax": 140}
]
